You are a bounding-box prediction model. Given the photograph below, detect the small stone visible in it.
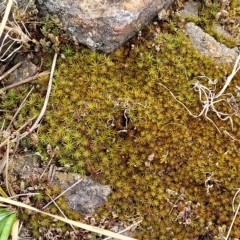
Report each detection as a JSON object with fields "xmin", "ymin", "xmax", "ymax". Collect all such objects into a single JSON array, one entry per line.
[
  {"xmin": 178, "ymin": 0, "xmax": 199, "ymax": 19},
  {"xmin": 185, "ymin": 22, "xmax": 239, "ymax": 65}
]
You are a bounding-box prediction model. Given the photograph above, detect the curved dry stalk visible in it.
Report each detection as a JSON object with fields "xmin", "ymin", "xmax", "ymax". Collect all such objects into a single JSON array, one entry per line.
[
  {"xmin": 216, "ymin": 54, "xmax": 240, "ymax": 98},
  {"xmin": 158, "ymin": 63, "xmax": 238, "ymax": 133},
  {"xmin": 0, "ymin": 1, "xmax": 31, "ymax": 61},
  {"xmin": 157, "ymin": 82, "xmax": 198, "ymax": 118},
  {"xmin": 225, "ymin": 188, "xmax": 240, "ymax": 239},
  {"xmin": 4, "ymin": 25, "xmax": 30, "ymax": 43}
]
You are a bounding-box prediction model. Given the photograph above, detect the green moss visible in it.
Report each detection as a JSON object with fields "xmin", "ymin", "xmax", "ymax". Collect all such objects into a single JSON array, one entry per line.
[{"xmin": 1, "ymin": 18, "xmax": 240, "ymax": 239}]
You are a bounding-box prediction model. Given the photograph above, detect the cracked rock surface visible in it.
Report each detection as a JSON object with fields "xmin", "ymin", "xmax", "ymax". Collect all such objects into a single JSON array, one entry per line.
[
  {"xmin": 36, "ymin": 0, "xmax": 174, "ymax": 52},
  {"xmin": 185, "ymin": 22, "xmax": 239, "ymax": 64}
]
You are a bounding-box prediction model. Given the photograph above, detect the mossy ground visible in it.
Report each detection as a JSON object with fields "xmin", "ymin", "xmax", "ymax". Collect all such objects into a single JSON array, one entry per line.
[{"xmin": 1, "ymin": 9, "xmax": 240, "ymax": 240}]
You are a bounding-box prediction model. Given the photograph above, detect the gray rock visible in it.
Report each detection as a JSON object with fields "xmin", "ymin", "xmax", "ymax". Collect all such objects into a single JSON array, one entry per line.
[
  {"xmin": 9, "ymin": 153, "xmax": 43, "ymax": 184},
  {"xmin": 177, "ymin": 0, "xmax": 199, "ymax": 19},
  {"xmin": 53, "ymin": 172, "xmax": 111, "ymax": 214},
  {"xmin": 36, "ymin": 0, "xmax": 174, "ymax": 52},
  {"xmin": 212, "ymin": 23, "xmax": 240, "ymax": 45},
  {"xmin": 185, "ymin": 22, "xmax": 239, "ymax": 64},
  {"xmin": 7, "ymin": 61, "xmax": 37, "ymax": 86},
  {"xmin": 9, "ymin": 153, "xmax": 111, "ymax": 215}
]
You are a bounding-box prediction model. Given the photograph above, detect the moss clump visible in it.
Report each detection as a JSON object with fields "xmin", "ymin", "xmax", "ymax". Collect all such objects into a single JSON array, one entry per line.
[{"xmin": 2, "ymin": 22, "xmax": 240, "ymax": 238}]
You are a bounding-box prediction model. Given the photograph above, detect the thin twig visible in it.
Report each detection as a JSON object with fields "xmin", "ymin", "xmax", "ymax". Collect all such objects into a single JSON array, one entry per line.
[
  {"xmin": 225, "ymin": 203, "xmax": 240, "ymax": 239},
  {"xmin": 7, "ymin": 86, "xmax": 34, "ymax": 130},
  {"xmin": 42, "ymin": 178, "xmax": 83, "ymax": 210},
  {"xmin": 0, "ymin": 0, "xmax": 13, "ymax": 38},
  {"xmin": 0, "ymin": 116, "xmax": 36, "ymax": 148},
  {"xmin": 9, "ymin": 193, "xmax": 40, "ymax": 199},
  {"xmin": 47, "ymin": 194, "xmax": 75, "ymax": 230},
  {"xmin": 216, "ymin": 54, "xmax": 240, "ymax": 98},
  {"xmin": 12, "ymin": 53, "xmax": 57, "ymax": 141},
  {"xmin": 104, "ymin": 220, "xmax": 142, "ymax": 240},
  {"xmin": 39, "ymin": 158, "xmax": 53, "ymax": 179},
  {"xmin": 0, "ymin": 70, "xmax": 50, "ymax": 91},
  {"xmin": 0, "ymin": 61, "xmax": 24, "ymax": 81},
  {"xmin": 232, "ymin": 188, "xmax": 240, "ymax": 212}
]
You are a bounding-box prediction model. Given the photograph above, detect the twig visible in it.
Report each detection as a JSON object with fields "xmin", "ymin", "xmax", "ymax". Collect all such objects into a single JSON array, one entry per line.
[
  {"xmin": 0, "ymin": 61, "xmax": 24, "ymax": 81},
  {"xmin": 11, "ymin": 115, "xmax": 36, "ymax": 137},
  {"xmin": 103, "ymin": 220, "xmax": 142, "ymax": 240},
  {"xmin": 216, "ymin": 54, "xmax": 240, "ymax": 98},
  {"xmin": 12, "ymin": 53, "xmax": 57, "ymax": 141},
  {"xmin": 5, "ymin": 137, "xmax": 15, "ymax": 196},
  {"xmin": 4, "ymin": 25, "xmax": 30, "ymax": 42},
  {"xmin": 7, "ymin": 86, "xmax": 34, "ymax": 130},
  {"xmin": 47, "ymin": 194, "xmax": 75, "ymax": 230},
  {"xmin": 39, "ymin": 159, "xmax": 53, "ymax": 180},
  {"xmin": 42, "ymin": 178, "xmax": 83, "ymax": 210},
  {"xmin": 225, "ymin": 189, "xmax": 240, "ymax": 239},
  {"xmin": 0, "ymin": 116, "xmax": 36, "ymax": 148},
  {"xmin": 0, "ymin": 0, "xmax": 13, "ymax": 38},
  {"xmin": 9, "ymin": 193, "xmax": 40, "ymax": 199},
  {"xmin": 0, "ymin": 70, "xmax": 50, "ymax": 91}
]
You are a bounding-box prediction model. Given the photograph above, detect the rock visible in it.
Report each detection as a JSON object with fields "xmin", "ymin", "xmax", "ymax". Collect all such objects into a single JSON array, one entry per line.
[
  {"xmin": 53, "ymin": 172, "xmax": 111, "ymax": 214},
  {"xmin": 9, "ymin": 153, "xmax": 111, "ymax": 215},
  {"xmin": 177, "ymin": 0, "xmax": 199, "ymax": 19},
  {"xmin": 36, "ymin": 0, "xmax": 174, "ymax": 53},
  {"xmin": 212, "ymin": 23, "xmax": 240, "ymax": 44},
  {"xmin": 6, "ymin": 61, "xmax": 37, "ymax": 86},
  {"xmin": 185, "ymin": 22, "xmax": 239, "ymax": 65},
  {"xmin": 9, "ymin": 153, "xmax": 43, "ymax": 185}
]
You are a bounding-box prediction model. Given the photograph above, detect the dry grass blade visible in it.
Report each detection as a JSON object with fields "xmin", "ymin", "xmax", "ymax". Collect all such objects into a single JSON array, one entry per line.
[
  {"xmin": 0, "ymin": 61, "xmax": 24, "ymax": 81},
  {"xmin": 216, "ymin": 54, "xmax": 240, "ymax": 98},
  {"xmin": 225, "ymin": 203, "xmax": 240, "ymax": 240},
  {"xmin": 42, "ymin": 178, "xmax": 83, "ymax": 210},
  {"xmin": 5, "ymin": 138, "xmax": 15, "ymax": 196},
  {"xmin": 0, "ymin": 188, "xmax": 8, "ymax": 198},
  {"xmin": 11, "ymin": 219, "xmax": 19, "ymax": 240},
  {"xmin": 0, "ymin": 197, "xmax": 137, "ymax": 240},
  {"xmin": 0, "ymin": 70, "xmax": 50, "ymax": 91},
  {"xmin": 7, "ymin": 86, "xmax": 34, "ymax": 130},
  {"xmin": 47, "ymin": 194, "xmax": 75, "ymax": 230},
  {"xmin": 12, "ymin": 53, "xmax": 57, "ymax": 141},
  {"xmin": 0, "ymin": 0, "xmax": 13, "ymax": 38},
  {"xmin": 104, "ymin": 220, "xmax": 142, "ymax": 240}
]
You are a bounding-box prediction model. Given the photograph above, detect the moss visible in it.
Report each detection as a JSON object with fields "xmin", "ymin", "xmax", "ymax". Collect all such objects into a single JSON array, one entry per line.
[{"xmin": 1, "ymin": 16, "xmax": 240, "ymax": 239}]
